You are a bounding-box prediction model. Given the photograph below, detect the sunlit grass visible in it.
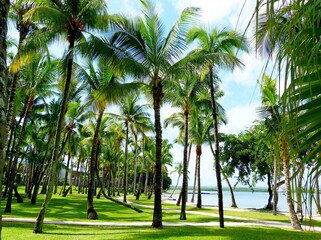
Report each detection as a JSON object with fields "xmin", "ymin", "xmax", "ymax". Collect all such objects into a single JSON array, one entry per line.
[
  {"xmin": 3, "ymin": 223, "xmax": 321, "ymax": 240},
  {"xmin": 2, "ymin": 185, "xmax": 320, "ymax": 239}
]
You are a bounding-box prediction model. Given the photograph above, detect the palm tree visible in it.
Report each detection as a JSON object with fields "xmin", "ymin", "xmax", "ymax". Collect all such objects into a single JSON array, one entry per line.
[
  {"xmin": 111, "ymin": 94, "xmax": 150, "ymax": 203},
  {"xmin": 164, "ymin": 73, "xmax": 203, "ymax": 219},
  {"xmin": 186, "ymin": 26, "xmax": 248, "ymax": 228},
  {"xmin": 253, "ymin": 2, "xmax": 310, "ymax": 230},
  {"xmin": 4, "ymin": 53, "xmax": 57, "ymax": 213},
  {"xmin": 25, "ymin": 0, "xmax": 109, "ymax": 233},
  {"xmin": 0, "ymin": 0, "xmax": 10, "ymax": 237},
  {"xmin": 79, "ymin": 60, "xmax": 139, "ymax": 219},
  {"xmin": 189, "ymin": 107, "xmax": 213, "ymax": 209},
  {"xmin": 169, "ymin": 162, "xmax": 183, "ymax": 198},
  {"xmin": 6, "ymin": 1, "xmax": 39, "ymax": 136},
  {"xmin": 86, "ymin": 0, "xmax": 199, "ymax": 228},
  {"xmin": 258, "ymin": 74, "xmax": 281, "ymax": 215}
]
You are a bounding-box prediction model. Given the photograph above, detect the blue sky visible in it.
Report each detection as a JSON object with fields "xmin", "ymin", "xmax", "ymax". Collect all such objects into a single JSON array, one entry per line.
[{"xmin": 107, "ymin": 0, "xmax": 271, "ymax": 188}]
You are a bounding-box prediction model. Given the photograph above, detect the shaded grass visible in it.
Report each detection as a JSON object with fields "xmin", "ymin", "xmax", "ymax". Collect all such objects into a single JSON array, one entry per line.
[{"xmin": 3, "ymin": 223, "xmax": 321, "ymax": 240}]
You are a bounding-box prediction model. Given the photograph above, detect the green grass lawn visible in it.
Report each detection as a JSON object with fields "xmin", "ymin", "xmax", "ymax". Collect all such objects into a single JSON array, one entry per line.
[
  {"xmin": 2, "ymin": 187, "xmax": 321, "ymax": 239},
  {"xmin": 3, "ymin": 223, "xmax": 321, "ymax": 240}
]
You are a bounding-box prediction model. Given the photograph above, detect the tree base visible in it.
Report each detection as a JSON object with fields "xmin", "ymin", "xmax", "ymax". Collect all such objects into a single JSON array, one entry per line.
[{"xmin": 87, "ymin": 208, "xmax": 98, "ymax": 220}]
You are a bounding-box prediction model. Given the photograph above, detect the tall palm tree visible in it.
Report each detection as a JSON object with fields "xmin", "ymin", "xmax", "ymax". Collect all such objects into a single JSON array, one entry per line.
[
  {"xmin": 0, "ymin": 0, "xmax": 10, "ymax": 237},
  {"xmin": 186, "ymin": 27, "xmax": 248, "ymax": 228},
  {"xmin": 258, "ymin": 74, "xmax": 281, "ymax": 215},
  {"xmin": 164, "ymin": 74, "xmax": 203, "ymax": 219},
  {"xmin": 111, "ymin": 94, "xmax": 150, "ymax": 203},
  {"xmin": 79, "ymin": 60, "xmax": 139, "ymax": 219},
  {"xmin": 253, "ymin": 1, "xmax": 313, "ymax": 230},
  {"xmin": 25, "ymin": 0, "xmax": 109, "ymax": 233},
  {"xmin": 189, "ymin": 107, "xmax": 213, "ymax": 209},
  {"xmin": 87, "ymin": 0, "xmax": 199, "ymax": 228}
]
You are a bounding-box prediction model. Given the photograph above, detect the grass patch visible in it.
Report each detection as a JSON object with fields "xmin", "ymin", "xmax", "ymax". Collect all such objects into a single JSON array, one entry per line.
[
  {"xmin": 2, "ymin": 186, "xmax": 321, "ymax": 239},
  {"xmin": 3, "ymin": 223, "xmax": 320, "ymax": 240}
]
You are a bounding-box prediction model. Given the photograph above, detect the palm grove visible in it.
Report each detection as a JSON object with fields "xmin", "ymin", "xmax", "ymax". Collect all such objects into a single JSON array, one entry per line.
[{"xmin": 0, "ymin": 0, "xmax": 320, "ymax": 237}]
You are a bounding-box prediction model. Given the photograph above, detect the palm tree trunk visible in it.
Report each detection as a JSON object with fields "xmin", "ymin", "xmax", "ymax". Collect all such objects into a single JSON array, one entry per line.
[
  {"xmin": 5, "ymin": 97, "xmax": 33, "ymax": 212},
  {"xmin": 135, "ymin": 137, "xmax": 145, "ymax": 200},
  {"xmin": 191, "ymin": 155, "xmax": 198, "ymax": 203},
  {"xmin": 144, "ymin": 163, "xmax": 150, "ymax": 195},
  {"xmin": 209, "ymin": 68, "xmax": 224, "ymax": 228},
  {"xmin": 196, "ymin": 144, "xmax": 202, "ymax": 209},
  {"xmin": 180, "ymin": 108, "xmax": 189, "ymax": 220},
  {"xmin": 61, "ymin": 152, "xmax": 71, "ymax": 195},
  {"xmin": 152, "ymin": 82, "xmax": 163, "ymax": 229},
  {"xmin": 123, "ymin": 121, "xmax": 129, "ymax": 203},
  {"xmin": 132, "ymin": 153, "xmax": 138, "ymax": 194},
  {"xmin": 87, "ymin": 109, "xmax": 104, "ymax": 220},
  {"xmin": 33, "ymin": 32, "xmax": 76, "ymax": 234},
  {"xmin": 176, "ymin": 144, "xmax": 192, "ymax": 206},
  {"xmin": 170, "ymin": 174, "xmax": 181, "ymax": 199},
  {"xmin": 5, "ymin": 35, "xmax": 27, "ymax": 136},
  {"xmin": 315, "ymin": 174, "xmax": 321, "ymax": 215},
  {"xmin": 273, "ymin": 154, "xmax": 279, "ymax": 215},
  {"xmin": 280, "ymin": 136, "xmax": 302, "ymax": 231},
  {"xmin": 266, "ymin": 172, "xmax": 273, "ymax": 209},
  {"xmin": 296, "ymin": 166, "xmax": 304, "ymax": 216},
  {"xmin": 0, "ymin": 2, "xmax": 9, "ymax": 237},
  {"xmin": 223, "ymin": 171, "xmax": 237, "ymax": 208}
]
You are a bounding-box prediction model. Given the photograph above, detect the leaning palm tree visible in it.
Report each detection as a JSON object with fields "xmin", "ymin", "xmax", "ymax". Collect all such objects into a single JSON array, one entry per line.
[
  {"xmin": 86, "ymin": 0, "xmax": 199, "ymax": 228},
  {"xmin": 257, "ymin": 74, "xmax": 282, "ymax": 215},
  {"xmin": 253, "ymin": 1, "xmax": 315, "ymax": 230},
  {"xmin": 169, "ymin": 162, "xmax": 183, "ymax": 198},
  {"xmin": 186, "ymin": 26, "xmax": 248, "ymax": 228},
  {"xmin": 4, "ymin": 53, "xmax": 57, "ymax": 213},
  {"xmin": 25, "ymin": 0, "xmax": 109, "ymax": 233}
]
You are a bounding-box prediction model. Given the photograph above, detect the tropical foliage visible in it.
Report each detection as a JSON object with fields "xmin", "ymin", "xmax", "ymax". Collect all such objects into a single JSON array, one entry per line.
[{"xmin": 1, "ymin": 1, "xmax": 321, "ymax": 239}]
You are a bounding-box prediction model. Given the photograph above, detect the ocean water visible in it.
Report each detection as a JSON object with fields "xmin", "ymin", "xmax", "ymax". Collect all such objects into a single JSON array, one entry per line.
[{"xmin": 168, "ymin": 190, "xmax": 319, "ymax": 213}]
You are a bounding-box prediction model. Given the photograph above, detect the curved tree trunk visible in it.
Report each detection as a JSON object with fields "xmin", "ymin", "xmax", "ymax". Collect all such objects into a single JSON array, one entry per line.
[
  {"xmin": 33, "ymin": 32, "xmax": 75, "ymax": 234},
  {"xmin": 180, "ymin": 107, "xmax": 189, "ymax": 220},
  {"xmin": 0, "ymin": 2, "xmax": 10, "ymax": 237},
  {"xmin": 87, "ymin": 109, "xmax": 104, "ymax": 220},
  {"xmin": 170, "ymin": 173, "xmax": 181, "ymax": 199},
  {"xmin": 209, "ymin": 68, "xmax": 224, "ymax": 228},
  {"xmin": 281, "ymin": 136, "xmax": 302, "ymax": 231},
  {"xmin": 5, "ymin": 97, "xmax": 33, "ymax": 212},
  {"xmin": 5, "ymin": 25, "xmax": 29, "ymax": 136},
  {"xmin": 152, "ymin": 82, "xmax": 163, "ymax": 229}
]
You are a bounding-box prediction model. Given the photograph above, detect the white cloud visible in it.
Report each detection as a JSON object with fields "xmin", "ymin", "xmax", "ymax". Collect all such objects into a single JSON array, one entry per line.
[
  {"xmin": 173, "ymin": 0, "xmax": 256, "ymax": 29},
  {"xmin": 220, "ymin": 103, "xmax": 260, "ymax": 135},
  {"xmin": 223, "ymin": 53, "xmax": 266, "ymax": 87}
]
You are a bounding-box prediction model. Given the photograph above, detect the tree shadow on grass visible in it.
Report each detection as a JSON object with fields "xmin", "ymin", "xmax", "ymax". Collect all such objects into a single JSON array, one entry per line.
[{"xmin": 4, "ymin": 223, "xmax": 321, "ymax": 240}]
